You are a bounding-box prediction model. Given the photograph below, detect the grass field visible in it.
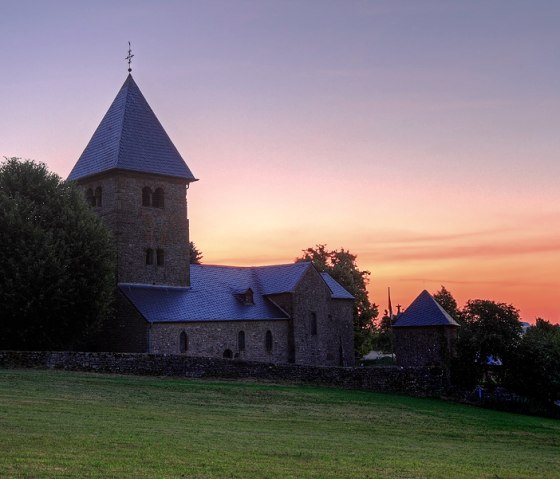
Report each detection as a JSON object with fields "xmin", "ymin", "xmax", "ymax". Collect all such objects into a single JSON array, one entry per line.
[{"xmin": 0, "ymin": 369, "xmax": 559, "ymax": 479}]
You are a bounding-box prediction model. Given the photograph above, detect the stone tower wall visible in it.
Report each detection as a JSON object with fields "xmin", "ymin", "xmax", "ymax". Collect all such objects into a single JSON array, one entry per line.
[
  {"xmin": 76, "ymin": 170, "xmax": 190, "ymax": 287},
  {"xmin": 393, "ymin": 326, "xmax": 458, "ymax": 367}
]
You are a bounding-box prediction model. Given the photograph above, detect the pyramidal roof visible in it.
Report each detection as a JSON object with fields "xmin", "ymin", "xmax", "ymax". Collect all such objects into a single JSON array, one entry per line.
[
  {"xmin": 392, "ymin": 290, "xmax": 460, "ymax": 327},
  {"xmin": 68, "ymin": 74, "xmax": 196, "ymax": 182}
]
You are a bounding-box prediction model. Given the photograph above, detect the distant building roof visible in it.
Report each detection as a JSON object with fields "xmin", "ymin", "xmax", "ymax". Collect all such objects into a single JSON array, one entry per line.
[
  {"xmin": 392, "ymin": 290, "xmax": 460, "ymax": 327},
  {"xmin": 119, "ymin": 262, "xmax": 353, "ymax": 323},
  {"xmin": 68, "ymin": 74, "xmax": 196, "ymax": 182}
]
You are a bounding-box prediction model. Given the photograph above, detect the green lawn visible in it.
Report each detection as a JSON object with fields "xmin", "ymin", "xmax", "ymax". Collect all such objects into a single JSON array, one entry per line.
[{"xmin": 0, "ymin": 369, "xmax": 558, "ymax": 479}]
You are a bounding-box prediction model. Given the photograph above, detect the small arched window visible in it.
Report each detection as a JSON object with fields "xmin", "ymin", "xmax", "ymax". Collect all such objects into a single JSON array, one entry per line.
[
  {"xmin": 179, "ymin": 331, "xmax": 188, "ymax": 353},
  {"xmin": 310, "ymin": 312, "xmax": 317, "ymax": 336},
  {"xmin": 238, "ymin": 331, "xmax": 245, "ymax": 351},
  {"xmin": 86, "ymin": 188, "xmax": 95, "ymax": 207},
  {"xmin": 145, "ymin": 248, "xmax": 154, "ymax": 265},
  {"xmin": 223, "ymin": 349, "xmax": 233, "ymax": 359},
  {"xmin": 142, "ymin": 187, "xmax": 152, "ymax": 206},
  {"xmin": 153, "ymin": 187, "xmax": 164, "ymax": 208},
  {"xmin": 265, "ymin": 330, "xmax": 273, "ymax": 353},
  {"xmin": 156, "ymin": 249, "xmax": 164, "ymax": 266},
  {"xmin": 94, "ymin": 187, "xmax": 102, "ymax": 207}
]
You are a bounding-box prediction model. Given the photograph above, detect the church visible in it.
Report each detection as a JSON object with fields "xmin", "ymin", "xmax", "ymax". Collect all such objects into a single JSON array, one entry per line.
[{"xmin": 68, "ymin": 73, "xmax": 355, "ymax": 367}]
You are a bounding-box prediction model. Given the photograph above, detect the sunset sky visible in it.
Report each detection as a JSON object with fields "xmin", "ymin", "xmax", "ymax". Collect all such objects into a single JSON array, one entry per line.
[{"xmin": 1, "ymin": 1, "xmax": 559, "ymax": 323}]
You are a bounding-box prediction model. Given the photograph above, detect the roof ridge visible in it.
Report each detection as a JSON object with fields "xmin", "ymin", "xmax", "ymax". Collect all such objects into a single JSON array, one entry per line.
[
  {"xmin": 115, "ymin": 75, "xmax": 131, "ymax": 171},
  {"xmin": 119, "ymin": 282, "xmax": 191, "ymax": 291},
  {"xmin": 192, "ymin": 262, "xmax": 311, "ymax": 270},
  {"xmin": 320, "ymin": 272, "xmax": 354, "ymax": 300}
]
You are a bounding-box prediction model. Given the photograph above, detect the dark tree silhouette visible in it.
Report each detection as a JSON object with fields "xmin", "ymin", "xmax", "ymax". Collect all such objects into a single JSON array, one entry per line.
[
  {"xmin": 506, "ymin": 318, "xmax": 560, "ymax": 402},
  {"xmin": 452, "ymin": 299, "xmax": 522, "ymax": 386},
  {"xmin": 189, "ymin": 241, "xmax": 203, "ymax": 264},
  {"xmin": 0, "ymin": 158, "xmax": 115, "ymax": 350},
  {"xmin": 433, "ymin": 285, "xmax": 460, "ymax": 321}
]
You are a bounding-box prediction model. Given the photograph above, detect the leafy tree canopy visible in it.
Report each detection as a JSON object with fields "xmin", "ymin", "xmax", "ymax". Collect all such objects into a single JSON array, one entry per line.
[
  {"xmin": 431, "ymin": 286, "xmax": 559, "ymax": 402},
  {"xmin": 506, "ymin": 318, "xmax": 560, "ymax": 402},
  {"xmin": 461, "ymin": 299, "xmax": 523, "ymax": 363},
  {"xmin": 451, "ymin": 298, "xmax": 522, "ymax": 387},
  {"xmin": 295, "ymin": 244, "xmax": 379, "ymax": 357},
  {"xmin": 0, "ymin": 158, "xmax": 115, "ymax": 350},
  {"xmin": 189, "ymin": 241, "xmax": 203, "ymax": 264},
  {"xmin": 433, "ymin": 285, "xmax": 460, "ymax": 321}
]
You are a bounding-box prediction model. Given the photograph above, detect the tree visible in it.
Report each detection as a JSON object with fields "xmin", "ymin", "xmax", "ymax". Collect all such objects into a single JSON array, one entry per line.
[
  {"xmin": 453, "ymin": 299, "xmax": 522, "ymax": 386},
  {"xmin": 189, "ymin": 241, "xmax": 203, "ymax": 264},
  {"xmin": 433, "ymin": 285, "xmax": 460, "ymax": 321},
  {"xmin": 0, "ymin": 158, "xmax": 115, "ymax": 350},
  {"xmin": 295, "ymin": 244, "xmax": 379, "ymax": 357},
  {"xmin": 506, "ymin": 319, "xmax": 560, "ymax": 402},
  {"xmin": 374, "ymin": 310, "xmax": 394, "ymax": 353}
]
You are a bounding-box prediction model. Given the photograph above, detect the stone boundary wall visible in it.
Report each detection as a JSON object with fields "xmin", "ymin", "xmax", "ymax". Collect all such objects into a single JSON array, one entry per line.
[{"xmin": 0, "ymin": 351, "xmax": 444, "ymax": 397}]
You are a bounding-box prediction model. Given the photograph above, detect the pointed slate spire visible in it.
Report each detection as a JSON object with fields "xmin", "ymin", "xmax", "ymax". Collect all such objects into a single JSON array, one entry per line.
[
  {"xmin": 392, "ymin": 290, "xmax": 459, "ymax": 327},
  {"xmin": 68, "ymin": 75, "xmax": 196, "ymax": 182}
]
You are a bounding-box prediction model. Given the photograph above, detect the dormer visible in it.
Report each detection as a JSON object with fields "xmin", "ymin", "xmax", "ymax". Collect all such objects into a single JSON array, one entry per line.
[{"xmin": 234, "ymin": 288, "xmax": 255, "ymax": 306}]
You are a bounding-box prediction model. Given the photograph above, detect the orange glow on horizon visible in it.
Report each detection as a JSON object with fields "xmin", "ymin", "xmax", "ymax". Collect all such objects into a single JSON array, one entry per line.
[
  {"xmin": 1, "ymin": 3, "xmax": 559, "ymax": 327},
  {"xmin": 191, "ymin": 204, "xmax": 560, "ymax": 325},
  {"xmin": 194, "ymin": 243, "xmax": 559, "ymax": 325}
]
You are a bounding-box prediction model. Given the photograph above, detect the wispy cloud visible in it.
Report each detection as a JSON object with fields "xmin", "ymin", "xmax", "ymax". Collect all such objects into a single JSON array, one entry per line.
[
  {"xmin": 373, "ymin": 239, "xmax": 560, "ymax": 263},
  {"xmin": 397, "ymin": 277, "xmax": 558, "ymax": 290},
  {"xmin": 358, "ymin": 223, "xmax": 560, "ymax": 264}
]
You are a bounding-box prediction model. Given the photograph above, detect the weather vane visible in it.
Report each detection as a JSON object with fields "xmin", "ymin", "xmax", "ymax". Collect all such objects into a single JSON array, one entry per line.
[{"xmin": 126, "ymin": 41, "xmax": 134, "ymax": 73}]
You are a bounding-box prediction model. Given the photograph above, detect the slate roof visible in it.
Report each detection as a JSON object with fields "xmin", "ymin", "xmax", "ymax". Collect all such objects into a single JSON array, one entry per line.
[
  {"xmin": 253, "ymin": 262, "xmax": 311, "ymax": 295},
  {"xmin": 119, "ymin": 262, "xmax": 353, "ymax": 323},
  {"xmin": 392, "ymin": 290, "xmax": 460, "ymax": 327},
  {"xmin": 68, "ymin": 74, "xmax": 196, "ymax": 181},
  {"xmin": 320, "ymin": 273, "xmax": 355, "ymax": 300}
]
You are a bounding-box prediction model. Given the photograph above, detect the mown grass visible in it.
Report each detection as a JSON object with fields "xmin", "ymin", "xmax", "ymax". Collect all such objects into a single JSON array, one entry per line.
[{"xmin": 0, "ymin": 369, "xmax": 559, "ymax": 479}]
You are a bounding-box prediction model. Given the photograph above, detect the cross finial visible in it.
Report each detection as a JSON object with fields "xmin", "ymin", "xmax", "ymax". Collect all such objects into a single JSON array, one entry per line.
[{"xmin": 126, "ymin": 41, "xmax": 134, "ymax": 73}]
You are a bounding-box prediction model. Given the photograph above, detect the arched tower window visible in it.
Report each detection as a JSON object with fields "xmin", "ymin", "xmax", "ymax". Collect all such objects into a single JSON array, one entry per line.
[
  {"xmin": 179, "ymin": 331, "xmax": 188, "ymax": 353},
  {"xmin": 238, "ymin": 331, "xmax": 245, "ymax": 351},
  {"xmin": 85, "ymin": 188, "xmax": 95, "ymax": 207},
  {"xmin": 152, "ymin": 187, "xmax": 164, "ymax": 208},
  {"xmin": 156, "ymin": 249, "xmax": 164, "ymax": 266},
  {"xmin": 223, "ymin": 349, "xmax": 233, "ymax": 359},
  {"xmin": 142, "ymin": 187, "xmax": 152, "ymax": 206},
  {"xmin": 94, "ymin": 186, "xmax": 102, "ymax": 207},
  {"xmin": 145, "ymin": 248, "xmax": 154, "ymax": 265},
  {"xmin": 265, "ymin": 330, "xmax": 273, "ymax": 353}
]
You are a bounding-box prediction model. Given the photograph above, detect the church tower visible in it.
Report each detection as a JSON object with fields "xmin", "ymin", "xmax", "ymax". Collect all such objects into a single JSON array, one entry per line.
[{"xmin": 68, "ymin": 74, "xmax": 197, "ymax": 287}]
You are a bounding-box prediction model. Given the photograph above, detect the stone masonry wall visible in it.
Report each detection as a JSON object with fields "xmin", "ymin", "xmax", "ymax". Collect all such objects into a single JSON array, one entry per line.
[
  {"xmin": 291, "ymin": 266, "xmax": 334, "ymax": 367},
  {"xmin": 394, "ymin": 326, "xmax": 458, "ymax": 367},
  {"xmin": 77, "ymin": 170, "xmax": 190, "ymax": 287},
  {"xmin": 327, "ymin": 299, "xmax": 355, "ymax": 367},
  {"xmin": 0, "ymin": 351, "xmax": 445, "ymax": 397},
  {"xmin": 286, "ymin": 266, "xmax": 355, "ymax": 367},
  {"xmin": 149, "ymin": 320, "xmax": 290, "ymax": 363}
]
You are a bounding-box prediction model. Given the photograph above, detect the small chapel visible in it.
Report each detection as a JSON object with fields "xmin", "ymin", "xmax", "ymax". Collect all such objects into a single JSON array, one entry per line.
[
  {"xmin": 67, "ymin": 72, "xmax": 355, "ymax": 367},
  {"xmin": 392, "ymin": 290, "xmax": 459, "ymax": 367}
]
